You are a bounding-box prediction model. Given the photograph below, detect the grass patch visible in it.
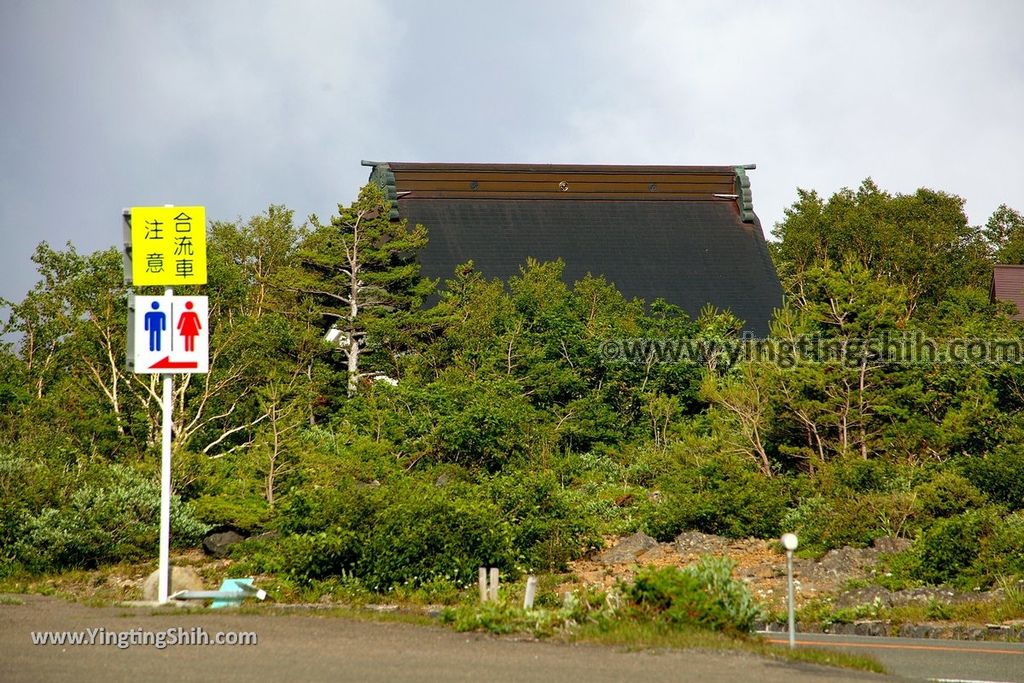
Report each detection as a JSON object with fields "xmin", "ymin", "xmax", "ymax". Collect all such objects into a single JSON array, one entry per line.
[
  {"xmin": 572, "ymin": 618, "xmax": 747, "ymax": 650},
  {"xmin": 196, "ymin": 603, "xmax": 437, "ymax": 627},
  {"xmin": 0, "ymin": 595, "xmax": 25, "ymax": 605},
  {"xmin": 769, "ymin": 645, "xmax": 886, "ymax": 674},
  {"xmin": 575, "ymin": 620, "xmax": 884, "ymax": 673},
  {"xmin": 883, "ymin": 591, "xmax": 1024, "ymax": 625},
  {"xmin": 248, "ymin": 573, "xmax": 471, "ymax": 608},
  {"xmin": 0, "ymin": 564, "xmax": 149, "ymax": 603},
  {"xmin": 0, "ymin": 574, "xmax": 71, "ymax": 600},
  {"xmin": 443, "ymin": 604, "xmax": 885, "ymax": 674},
  {"xmin": 791, "ymin": 580, "xmax": 1024, "ymax": 629}
]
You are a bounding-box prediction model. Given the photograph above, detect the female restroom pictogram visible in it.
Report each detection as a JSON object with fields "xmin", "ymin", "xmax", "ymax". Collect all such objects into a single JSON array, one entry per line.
[{"xmin": 177, "ymin": 301, "xmax": 202, "ymax": 352}]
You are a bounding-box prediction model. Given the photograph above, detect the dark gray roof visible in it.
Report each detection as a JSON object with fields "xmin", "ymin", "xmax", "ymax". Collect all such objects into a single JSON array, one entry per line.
[{"xmin": 368, "ymin": 162, "xmax": 783, "ymax": 335}]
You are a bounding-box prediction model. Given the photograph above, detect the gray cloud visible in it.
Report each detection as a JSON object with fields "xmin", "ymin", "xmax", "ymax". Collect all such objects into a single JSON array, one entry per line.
[{"xmin": 2, "ymin": 0, "xmax": 1022, "ymax": 306}]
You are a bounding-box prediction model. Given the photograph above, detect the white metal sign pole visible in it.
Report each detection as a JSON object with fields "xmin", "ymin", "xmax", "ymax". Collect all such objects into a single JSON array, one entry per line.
[
  {"xmin": 127, "ymin": 204, "xmax": 207, "ymax": 605},
  {"xmin": 158, "ymin": 285, "xmax": 173, "ymax": 604}
]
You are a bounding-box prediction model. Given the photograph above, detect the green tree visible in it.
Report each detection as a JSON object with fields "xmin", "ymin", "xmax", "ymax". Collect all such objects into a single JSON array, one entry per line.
[
  {"xmin": 783, "ymin": 261, "xmax": 911, "ymax": 460},
  {"xmin": 772, "ymin": 179, "xmax": 990, "ymax": 313},
  {"xmin": 207, "ymin": 205, "xmax": 307, "ymax": 320},
  {"xmin": 984, "ymin": 204, "xmax": 1024, "ymax": 264},
  {"xmin": 285, "ymin": 184, "xmax": 431, "ymax": 395},
  {"xmin": 702, "ymin": 362, "xmax": 779, "ymax": 475},
  {"xmin": 1, "ymin": 243, "xmax": 139, "ymax": 455}
]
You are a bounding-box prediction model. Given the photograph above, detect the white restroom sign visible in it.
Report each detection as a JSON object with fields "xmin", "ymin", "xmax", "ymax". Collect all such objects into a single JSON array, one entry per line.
[{"xmin": 130, "ymin": 295, "xmax": 209, "ymax": 374}]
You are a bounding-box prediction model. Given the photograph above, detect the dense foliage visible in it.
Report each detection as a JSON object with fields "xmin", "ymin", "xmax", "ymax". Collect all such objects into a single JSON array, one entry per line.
[
  {"xmin": 2, "ymin": 180, "xmax": 1023, "ymax": 595},
  {"xmin": 626, "ymin": 559, "xmax": 764, "ymax": 635}
]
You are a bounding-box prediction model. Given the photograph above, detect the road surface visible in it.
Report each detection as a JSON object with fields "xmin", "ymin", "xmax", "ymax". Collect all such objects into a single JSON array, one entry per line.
[
  {"xmin": 0, "ymin": 595, "xmax": 886, "ymax": 682},
  {"xmin": 762, "ymin": 632, "xmax": 1023, "ymax": 682}
]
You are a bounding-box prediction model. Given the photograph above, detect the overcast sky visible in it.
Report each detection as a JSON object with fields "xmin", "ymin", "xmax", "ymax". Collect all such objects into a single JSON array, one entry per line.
[{"xmin": 2, "ymin": 0, "xmax": 1022, "ymax": 306}]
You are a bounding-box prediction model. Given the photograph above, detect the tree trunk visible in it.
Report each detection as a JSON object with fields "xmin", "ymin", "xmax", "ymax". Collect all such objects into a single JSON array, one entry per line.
[
  {"xmin": 347, "ymin": 334, "xmax": 359, "ymax": 396},
  {"xmin": 266, "ymin": 406, "xmax": 279, "ymax": 508},
  {"xmin": 858, "ymin": 353, "xmax": 870, "ymax": 459},
  {"xmin": 347, "ymin": 235, "xmax": 360, "ymax": 396},
  {"xmin": 751, "ymin": 423, "xmax": 772, "ymax": 476}
]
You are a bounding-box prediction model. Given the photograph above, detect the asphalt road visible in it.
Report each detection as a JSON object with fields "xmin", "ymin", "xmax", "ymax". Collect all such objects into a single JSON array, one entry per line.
[
  {"xmin": 0, "ymin": 595, "xmax": 886, "ymax": 683},
  {"xmin": 762, "ymin": 632, "xmax": 1024, "ymax": 682}
]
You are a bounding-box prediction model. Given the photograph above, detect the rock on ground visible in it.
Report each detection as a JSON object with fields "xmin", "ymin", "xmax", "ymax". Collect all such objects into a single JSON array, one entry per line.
[
  {"xmin": 202, "ymin": 529, "xmax": 246, "ymax": 558},
  {"xmin": 872, "ymin": 536, "xmax": 912, "ymax": 554},
  {"xmin": 674, "ymin": 531, "xmax": 731, "ymax": 556},
  {"xmin": 594, "ymin": 532, "xmax": 658, "ymax": 565},
  {"xmin": 141, "ymin": 566, "xmax": 204, "ymax": 601}
]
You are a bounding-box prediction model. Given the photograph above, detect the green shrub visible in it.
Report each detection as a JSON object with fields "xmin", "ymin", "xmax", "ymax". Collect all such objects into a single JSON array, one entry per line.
[
  {"xmin": 831, "ymin": 597, "xmax": 886, "ymax": 624},
  {"xmin": 357, "ymin": 481, "xmax": 516, "ymax": 589},
  {"xmin": 643, "ymin": 455, "xmax": 790, "ymax": 540},
  {"xmin": 562, "ymin": 396, "xmax": 631, "ymax": 453},
  {"xmin": 191, "ymin": 494, "xmax": 270, "ymax": 533},
  {"xmin": 0, "ymin": 507, "xmax": 29, "ymax": 576},
  {"xmin": 616, "ymin": 445, "xmax": 677, "ymax": 488},
  {"xmin": 874, "ymin": 546, "xmax": 926, "ymax": 591},
  {"xmin": 241, "ymin": 530, "xmax": 360, "ymax": 583},
  {"xmin": 820, "ymin": 493, "xmax": 906, "ymax": 548},
  {"xmin": 925, "ymin": 599, "xmax": 953, "ymax": 620},
  {"xmin": 425, "ymin": 381, "xmax": 537, "ymax": 470},
  {"xmin": 14, "ymin": 465, "xmax": 208, "ymax": 571},
  {"xmin": 488, "ymin": 469, "xmax": 601, "ymax": 571},
  {"xmin": 978, "ymin": 511, "xmax": 1024, "ymax": 579},
  {"xmin": 274, "ymin": 481, "xmax": 376, "ymax": 535},
  {"xmin": 823, "ymin": 458, "xmax": 904, "ymax": 494},
  {"xmin": 0, "ymin": 451, "xmax": 67, "ymax": 572},
  {"xmin": 960, "ymin": 446, "xmax": 1024, "ymax": 511},
  {"xmin": 245, "ymin": 478, "xmax": 523, "ymax": 590},
  {"xmin": 910, "ymin": 507, "xmax": 1002, "ymax": 587},
  {"xmin": 783, "ymin": 491, "xmax": 916, "ymax": 552},
  {"xmin": 247, "ymin": 463, "xmax": 604, "ymax": 591},
  {"xmin": 440, "ymin": 584, "xmax": 611, "ymax": 637},
  {"xmin": 443, "ymin": 559, "xmax": 764, "ymax": 640},
  {"xmin": 781, "ymin": 496, "xmax": 831, "ymax": 550},
  {"xmin": 0, "ymin": 451, "xmax": 57, "ymax": 512},
  {"xmin": 625, "ymin": 558, "xmax": 764, "ymax": 635},
  {"xmin": 913, "ymin": 471, "xmax": 988, "ymax": 522}
]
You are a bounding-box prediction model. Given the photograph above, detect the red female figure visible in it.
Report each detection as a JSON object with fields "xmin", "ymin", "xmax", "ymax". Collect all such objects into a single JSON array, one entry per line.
[{"xmin": 177, "ymin": 301, "xmax": 202, "ymax": 352}]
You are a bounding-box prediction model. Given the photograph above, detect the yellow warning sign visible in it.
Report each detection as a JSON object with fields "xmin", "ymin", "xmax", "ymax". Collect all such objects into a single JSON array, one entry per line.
[{"xmin": 129, "ymin": 206, "xmax": 207, "ymax": 286}]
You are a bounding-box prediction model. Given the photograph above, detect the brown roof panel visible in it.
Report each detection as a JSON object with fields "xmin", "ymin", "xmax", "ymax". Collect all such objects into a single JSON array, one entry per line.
[
  {"xmin": 386, "ymin": 163, "xmax": 742, "ymax": 201},
  {"xmin": 385, "ymin": 162, "xmax": 746, "ymax": 174},
  {"xmin": 992, "ymin": 265, "xmax": 1024, "ymax": 320}
]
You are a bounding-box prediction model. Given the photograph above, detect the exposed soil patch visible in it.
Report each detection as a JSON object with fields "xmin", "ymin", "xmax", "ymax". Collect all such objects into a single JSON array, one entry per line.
[{"xmin": 564, "ymin": 531, "xmax": 993, "ymax": 615}]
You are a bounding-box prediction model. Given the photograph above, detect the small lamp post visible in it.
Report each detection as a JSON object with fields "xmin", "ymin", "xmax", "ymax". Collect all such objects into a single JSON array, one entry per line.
[{"xmin": 781, "ymin": 532, "xmax": 798, "ymax": 649}]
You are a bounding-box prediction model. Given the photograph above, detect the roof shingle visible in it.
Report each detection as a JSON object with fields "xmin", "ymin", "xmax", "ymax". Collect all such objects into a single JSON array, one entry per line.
[
  {"xmin": 992, "ymin": 265, "xmax": 1024, "ymax": 320},
  {"xmin": 367, "ymin": 162, "xmax": 783, "ymax": 335}
]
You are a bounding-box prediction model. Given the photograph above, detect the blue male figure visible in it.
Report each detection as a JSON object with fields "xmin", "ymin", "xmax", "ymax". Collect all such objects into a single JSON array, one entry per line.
[{"xmin": 144, "ymin": 301, "xmax": 167, "ymax": 352}]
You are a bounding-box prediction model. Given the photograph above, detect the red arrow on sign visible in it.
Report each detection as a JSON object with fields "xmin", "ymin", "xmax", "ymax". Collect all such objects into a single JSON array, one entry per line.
[{"xmin": 149, "ymin": 357, "xmax": 199, "ymax": 370}]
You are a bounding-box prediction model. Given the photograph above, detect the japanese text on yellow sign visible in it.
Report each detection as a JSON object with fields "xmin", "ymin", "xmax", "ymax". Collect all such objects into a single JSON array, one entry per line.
[{"xmin": 130, "ymin": 206, "xmax": 207, "ymax": 286}]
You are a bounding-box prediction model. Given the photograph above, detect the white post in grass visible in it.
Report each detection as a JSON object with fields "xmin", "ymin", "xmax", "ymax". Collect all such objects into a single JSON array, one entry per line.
[
  {"xmin": 523, "ymin": 576, "xmax": 538, "ymax": 610},
  {"xmin": 478, "ymin": 567, "xmax": 488, "ymax": 602},
  {"xmin": 488, "ymin": 567, "xmax": 499, "ymax": 602},
  {"xmin": 781, "ymin": 532, "xmax": 799, "ymax": 649}
]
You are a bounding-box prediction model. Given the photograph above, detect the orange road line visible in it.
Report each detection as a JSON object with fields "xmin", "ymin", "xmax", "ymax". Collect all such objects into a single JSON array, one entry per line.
[{"xmin": 764, "ymin": 638, "xmax": 1023, "ymax": 656}]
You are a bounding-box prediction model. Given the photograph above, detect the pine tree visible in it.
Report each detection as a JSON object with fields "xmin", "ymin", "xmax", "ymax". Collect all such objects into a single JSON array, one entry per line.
[{"xmin": 287, "ymin": 183, "xmax": 430, "ymax": 395}]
